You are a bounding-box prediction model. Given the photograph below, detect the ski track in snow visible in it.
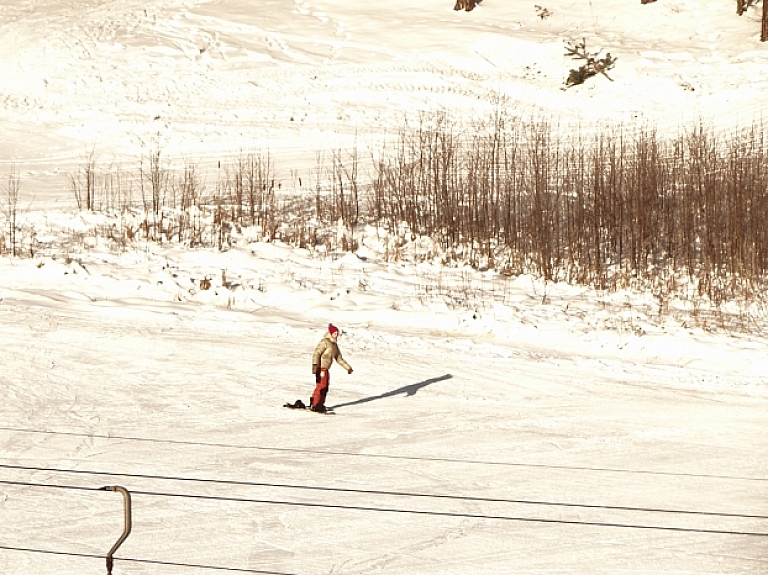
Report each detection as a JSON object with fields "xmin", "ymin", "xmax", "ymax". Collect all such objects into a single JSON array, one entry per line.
[
  {"xmin": 1, "ymin": 0, "xmax": 768, "ymax": 198},
  {"xmin": 0, "ymin": 237, "xmax": 767, "ymax": 573}
]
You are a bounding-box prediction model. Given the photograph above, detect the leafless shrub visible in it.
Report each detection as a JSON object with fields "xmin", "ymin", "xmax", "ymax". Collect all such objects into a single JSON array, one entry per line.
[
  {"xmin": 69, "ymin": 150, "xmax": 97, "ymax": 211},
  {"xmin": 140, "ymin": 148, "xmax": 170, "ymax": 217},
  {"xmin": 69, "ymin": 153, "xmax": 135, "ymax": 213},
  {"xmin": 102, "ymin": 164, "xmax": 133, "ymax": 212},
  {"xmin": 1, "ymin": 167, "xmax": 21, "ymax": 257},
  {"xmin": 222, "ymin": 151, "xmax": 275, "ymax": 230},
  {"xmin": 38, "ymin": 112, "xmax": 768, "ymax": 329},
  {"xmin": 308, "ymin": 144, "xmax": 363, "ymax": 252},
  {"xmin": 363, "ymin": 113, "xmax": 768, "ymax": 327},
  {"xmin": 563, "ymin": 38, "xmax": 617, "ymax": 88},
  {"xmin": 171, "ymin": 160, "xmax": 205, "ymax": 244}
]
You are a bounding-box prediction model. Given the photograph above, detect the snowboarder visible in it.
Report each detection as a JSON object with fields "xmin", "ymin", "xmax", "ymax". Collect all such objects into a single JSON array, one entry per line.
[{"xmin": 310, "ymin": 323, "xmax": 353, "ymax": 412}]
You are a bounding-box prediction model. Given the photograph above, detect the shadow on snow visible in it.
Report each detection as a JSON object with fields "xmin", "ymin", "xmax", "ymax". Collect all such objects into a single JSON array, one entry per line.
[{"xmin": 329, "ymin": 374, "xmax": 452, "ymax": 410}]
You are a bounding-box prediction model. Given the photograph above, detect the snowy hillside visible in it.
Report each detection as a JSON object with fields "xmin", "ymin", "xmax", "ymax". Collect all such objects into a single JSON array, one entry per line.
[
  {"xmin": 1, "ymin": 1, "xmax": 767, "ymax": 574},
  {"xmin": 1, "ymin": 0, "xmax": 768, "ymax": 196}
]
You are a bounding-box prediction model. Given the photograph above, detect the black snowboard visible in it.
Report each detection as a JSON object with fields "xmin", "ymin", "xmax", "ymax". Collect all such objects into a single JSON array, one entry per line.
[{"xmin": 283, "ymin": 400, "xmax": 335, "ymax": 415}]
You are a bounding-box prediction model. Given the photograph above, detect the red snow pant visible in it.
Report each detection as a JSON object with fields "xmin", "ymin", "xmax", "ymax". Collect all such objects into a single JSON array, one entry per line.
[{"xmin": 311, "ymin": 368, "xmax": 330, "ymax": 409}]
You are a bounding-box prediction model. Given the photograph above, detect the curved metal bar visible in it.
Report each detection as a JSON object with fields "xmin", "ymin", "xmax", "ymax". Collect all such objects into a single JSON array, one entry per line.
[{"xmin": 101, "ymin": 486, "xmax": 132, "ymax": 575}]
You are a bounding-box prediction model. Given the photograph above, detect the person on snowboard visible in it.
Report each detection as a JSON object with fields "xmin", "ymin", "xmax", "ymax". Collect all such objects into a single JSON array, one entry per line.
[{"xmin": 310, "ymin": 323, "xmax": 353, "ymax": 412}]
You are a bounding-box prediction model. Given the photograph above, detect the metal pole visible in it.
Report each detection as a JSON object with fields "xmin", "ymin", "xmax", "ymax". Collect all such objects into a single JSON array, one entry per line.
[{"xmin": 101, "ymin": 486, "xmax": 132, "ymax": 575}]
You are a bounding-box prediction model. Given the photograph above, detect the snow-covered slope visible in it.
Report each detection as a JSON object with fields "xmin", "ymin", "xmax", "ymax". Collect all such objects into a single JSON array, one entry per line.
[
  {"xmin": 1, "ymin": 0, "xmax": 767, "ymax": 198},
  {"xmin": 1, "ymin": 220, "xmax": 767, "ymax": 574},
  {"xmin": 1, "ymin": 1, "xmax": 767, "ymax": 574}
]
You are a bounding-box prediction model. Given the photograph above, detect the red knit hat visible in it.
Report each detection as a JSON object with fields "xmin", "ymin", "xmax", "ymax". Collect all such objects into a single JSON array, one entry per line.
[{"xmin": 328, "ymin": 324, "xmax": 339, "ymax": 336}]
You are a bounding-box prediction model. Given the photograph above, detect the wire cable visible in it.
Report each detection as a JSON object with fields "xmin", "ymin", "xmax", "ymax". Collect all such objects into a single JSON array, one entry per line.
[
  {"xmin": 1, "ymin": 463, "xmax": 765, "ymax": 521},
  {"xmin": 1, "ymin": 477, "xmax": 766, "ymax": 538},
  {"xmin": 0, "ymin": 479, "xmax": 101, "ymax": 493},
  {"xmin": 0, "ymin": 545, "xmax": 297, "ymax": 574},
  {"xmin": 1, "ymin": 425, "xmax": 765, "ymax": 482}
]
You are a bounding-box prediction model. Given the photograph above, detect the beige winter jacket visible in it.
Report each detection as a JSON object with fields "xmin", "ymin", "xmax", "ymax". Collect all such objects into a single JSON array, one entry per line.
[{"xmin": 312, "ymin": 333, "xmax": 352, "ymax": 371}]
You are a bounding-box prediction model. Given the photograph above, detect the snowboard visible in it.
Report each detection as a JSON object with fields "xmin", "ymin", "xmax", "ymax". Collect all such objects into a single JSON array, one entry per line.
[{"xmin": 283, "ymin": 400, "xmax": 336, "ymax": 415}]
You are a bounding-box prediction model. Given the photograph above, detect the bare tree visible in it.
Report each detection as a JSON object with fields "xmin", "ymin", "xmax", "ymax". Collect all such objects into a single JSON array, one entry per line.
[
  {"xmin": 69, "ymin": 150, "xmax": 97, "ymax": 210},
  {"xmin": 175, "ymin": 160, "xmax": 203, "ymax": 243},
  {"xmin": 140, "ymin": 148, "xmax": 170, "ymax": 216},
  {"xmin": 243, "ymin": 152, "xmax": 275, "ymax": 230},
  {"xmin": 736, "ymin": 0, "xmax": 766, "ymax": 40},
  {"xmin": 762, "ymin": 0, "xmax": 768, "ymax": 41},
  {"xmin": 2, "ymin": 167, "xmax": 21, "ymax": 257}
]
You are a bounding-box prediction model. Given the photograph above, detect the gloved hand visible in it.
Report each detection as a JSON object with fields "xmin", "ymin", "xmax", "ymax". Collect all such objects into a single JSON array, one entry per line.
[
  {"xmin": 347, "ymin": 368, "xmax": 353, "ymax": 374},
  {"xmin": 312, "ymin": 364, "xmax": 318, "ymax": 374}
]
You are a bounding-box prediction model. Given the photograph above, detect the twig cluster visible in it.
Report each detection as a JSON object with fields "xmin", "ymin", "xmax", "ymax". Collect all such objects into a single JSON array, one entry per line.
[
  {"xmin": 563, "ymin": 38, "xmax": 617, "ymax": 88},
  {"xmin": 535, "ymin": 5, "xmax": 553, "ymax": 19},
  {"xmin": 1, "ymin": 168, "xmax": 21, "ymax": 257}
]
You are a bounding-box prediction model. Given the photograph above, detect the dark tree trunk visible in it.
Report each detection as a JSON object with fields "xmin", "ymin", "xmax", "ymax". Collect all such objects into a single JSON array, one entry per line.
[{"xmin": 762, "ymin": 0, "xmax": 768, "ymax": 41}]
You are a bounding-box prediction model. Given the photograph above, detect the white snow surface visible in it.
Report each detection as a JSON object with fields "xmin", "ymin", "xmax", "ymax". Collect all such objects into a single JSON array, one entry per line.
[{"xmin": 1, "ymin": 1, "xmax": 767, "ymax": 574}]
